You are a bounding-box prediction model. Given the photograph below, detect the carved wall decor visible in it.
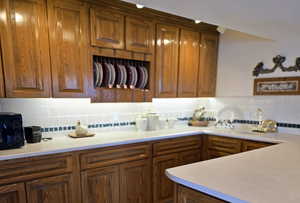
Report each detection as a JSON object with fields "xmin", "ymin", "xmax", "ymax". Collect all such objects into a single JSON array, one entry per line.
[{"xmin": 253, "ymin": 55, "xmax": 300, "ymax": 77}]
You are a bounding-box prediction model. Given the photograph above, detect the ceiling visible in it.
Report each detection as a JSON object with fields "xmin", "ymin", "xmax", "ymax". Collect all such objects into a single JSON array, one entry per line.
[{"xmin": 122, "ymin": 0, "xmax": 300, "ymax": 41}]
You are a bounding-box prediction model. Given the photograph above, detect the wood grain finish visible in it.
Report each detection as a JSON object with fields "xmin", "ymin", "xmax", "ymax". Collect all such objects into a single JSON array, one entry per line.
[
  {"xmin": 81, "ymin": 166, "xmax": 119, "ymax": 203},
  {"xmin": 80, "ymin": 143, "xmax": 151, "ymax": 170},
  {"xmin": 26, "ymin": 174, "xmax": 75, "ymax": 203},
  {"xmin": 207, "ymin": 135, "xmax": 242, "ymax": 155},
  {"xmin": 90, "ymin": 8, "xmax": 124, "ymax": 49},
  {"xmin": 0, "ymin": 0, "xmax": 51, "ymax": 98},
  {"xmin": 0, "ymin": 183, "xmax": 26, "ymax": 203},
  {"xmin": 48, "ymin": 0, "xmax": 89, "ymax": 97},
  {"xmin": 120, "ymin": 159, "xmax": 151, "ymax": 203},
  {"xmin": 156, "ymin": 24, "xmax": 179, "ymax": 98},
  {"xmin": 153, "ymin": 153, "xmax": 179, "ymax": 203},
  {"xmin": 242, "ymin": 140, "xmax": 273, "ymax": 152},
  {"xmin": 0, "ymin": 154, "xmax": 73, "ymax": 185},
  {"xmin": 198, "ymin": 33, "xmax": 219, "ymax": 97},
  {"xmin": 0, "ymin": 46, "xmax": 5, "ymax": 98},
  {"xmin": 126, "ymin": 17, "xmax": 154, "ymax": 53},
  {"xmin": 177, "ymin": 29, "xmax": 200, "ymax": 97},
  {"xmin": 153, "ymin": 136, "xmax": 202, "ymax": 157},
  {"xmin": 177, "ymin": 185, "xmax": 227, "ymax": 203},
  {"xmin": 178, "ymin": 150, "xmax": 201, "ymax": 165}
]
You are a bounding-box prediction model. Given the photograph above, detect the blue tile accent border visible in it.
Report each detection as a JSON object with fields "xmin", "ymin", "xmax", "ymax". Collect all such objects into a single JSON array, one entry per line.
[{"xmin": 233, "ymin": 119, "xmax": 300, "ymax": 129}]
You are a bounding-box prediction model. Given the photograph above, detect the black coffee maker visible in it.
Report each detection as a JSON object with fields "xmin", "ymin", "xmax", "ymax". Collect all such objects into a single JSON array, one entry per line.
[{"xmin": 0, "ymin": 113, "xmax": 25, "ymax": 150}]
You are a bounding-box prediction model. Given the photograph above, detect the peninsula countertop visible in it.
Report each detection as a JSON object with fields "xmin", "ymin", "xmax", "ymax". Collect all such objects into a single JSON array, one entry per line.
[{"xmin": 166, "ymin": 129, "xmax": 300, "ymax": 203}]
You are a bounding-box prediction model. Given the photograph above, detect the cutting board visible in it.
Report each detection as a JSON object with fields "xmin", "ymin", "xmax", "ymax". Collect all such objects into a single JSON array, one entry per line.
[{"xmin": 68, "ymin": 132, "xmax": 95, "ymax": 138}]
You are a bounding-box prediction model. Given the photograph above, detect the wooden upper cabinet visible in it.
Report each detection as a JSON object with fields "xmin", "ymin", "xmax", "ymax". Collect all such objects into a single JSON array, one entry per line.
[
  {"xmin": 177, "ymin": 29, "xmax": 200, "ymax": 97},
  {"xmin": 126, "ymin": 17, "xmax": 153, "ymax": 53},
  {"xmin": 48, "ymin": 0, "xmax": 89, "ymax": 97},
  {"xmin": 0, "ymin": 49, "xmax": 5, "ymax": 97},
  {"xmin": 26, "ymin": 174, "xmax": 76, "ymax": 203},
  {"xmin": 198, "ymin": 33, "xmax": 219, "ymax": 97},
  {"xmin": 90, "ymin": 8, "xmax": 124, "ymax": 49},
  {"xmin": 81, "ymin": 166, "xmax": 119, "ymax": 203},
  {"xmin": 156, "ymin": 24, "xmax": 179, "ymax": 98},
  {"xmin": 0, "ymin": 0, "xmax": 52, "ymax": 98},
  {"xmin": 0, "ymin": 183, "xmax": 26, "ymax": 203}
]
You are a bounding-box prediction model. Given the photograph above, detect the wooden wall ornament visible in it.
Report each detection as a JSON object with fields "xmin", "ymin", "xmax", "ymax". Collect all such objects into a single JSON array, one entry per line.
[{"xmin": 253, "ymin": 55, "xmax": 300, "ymax": 77}]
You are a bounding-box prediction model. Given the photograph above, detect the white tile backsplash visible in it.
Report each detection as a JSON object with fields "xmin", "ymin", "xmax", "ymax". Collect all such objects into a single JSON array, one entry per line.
[{"xmin": 0, "ymin": 96, "xmax": 300, "ymax": 134}]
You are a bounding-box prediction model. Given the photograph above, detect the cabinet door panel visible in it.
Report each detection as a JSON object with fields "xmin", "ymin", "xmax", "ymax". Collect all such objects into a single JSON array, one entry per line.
[
  {"xmin": 26, "ymin": 174, "xmax": 75, "ymax": 203},
  {"xmin": 198, "ymin": 33, "xmax": 219, "ymax": 97},
  {"xmin": 178, "ymin": 29, "xmax": 200, "ymax": 97},
  {"xmin": 126, "ymin": 17, "xmax": 153, "ymax": 53},
  {"xmin": 156, "ymin": 24, "xmax": 179, "ymax": 98},
  {"xmin": 0, "ymin": 48, "xmax": 5, "ymax": 97},
  {"xmin": 153, "ymin": 153, "xmax": 179, "ymax": 203},
  {"xmin": 48, "ymin": 0, "xmax": 89, "ymax": 97},
  {"xmin": 81, "ymin": 166, "xmax": 119, "ymax": 203},
  {"xmin": 0, "ymin": 0, "xmax": 51, "ymax": 97},
  {"xmin": 120, "ymin": 159, "xmax": 151, "ymax": 203},
  {"xmin": 242, "ymin": 140, "xmax": 273, "ymax": 152},
  {"xmin": 0, "ymin": 183, "xmax": 26, "ymax": 203},
  {"xmin": 90, "ymin": 8, "xmax": 124, "ymax": 49}
]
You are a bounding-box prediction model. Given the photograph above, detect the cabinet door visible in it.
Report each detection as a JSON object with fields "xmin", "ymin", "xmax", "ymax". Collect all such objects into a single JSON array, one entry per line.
[
  {"xmin": 26, "ymin": 174, "xmax": 75, "ymax": 203},
  {"xmin": 90, "ymin": 8, "xmax": 124, "ymax": 49},
  {"xmin": 156, "ymin": 24, "xmax": 179, "ymax": 98},
  {"xmin": 126, "ymin": 17, "xmax": 153, "ymax": 53},
  {"xmin": 120, "ymin": 159, "xmax": 151, "ymax": 203},
  {"xmin": 177, "ymin": 29, "xmax": 200, "ymax": 97},
  {"xmin": 0, "ymin": 183, "xmax": 26, "ymax": 203},
  {"xmin": 81, "ymin": 166, "xmax": 119, "ymax": 203},
  {"xmin": 153, "ymin": 153, "xmax": 179, "ymax": 203},
  {"xmin": 0, "ymin": 0, "xmax": 51, "ymax": 97},
  {"xmin": 198, "ymin": 33, "xmax": 219, "ymax": 97},
  {"xmin": 242, "ymin": 140, "xmax": 273, "ymax": 152},
  {"xmin": 48, "ymin": 0, "xmax": 89, "ymax": 97},
  {"xmin": 0, "ymin": 48, "xmax": 5, "ymax": 97},
  {"xmin": 177, "ymin": 185, "xmax": 227, "ymax": 203}
]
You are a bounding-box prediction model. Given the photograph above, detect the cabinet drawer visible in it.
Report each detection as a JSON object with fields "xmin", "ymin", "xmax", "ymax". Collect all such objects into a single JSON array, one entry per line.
[
  {"xmin": 242, "ymin": 140, "xmax": 273, "ymax": 152},
  {"xmin": 207, "ymin": 149, "xmax": 232, "ymax": 159},
  {"xmin": 207, "ymin": 136, "xmax": 241, "ymax": 154},
  {"xmin": 0, "ymin": 154, "xmax": 73, "ymax": 185},
  {"xmin": 80, "ymin": 143, "xmax": 151, "ymax": 170},
  {"xmin": 153, "ymin": 136, "xmax": 201, "ymax": 156}
]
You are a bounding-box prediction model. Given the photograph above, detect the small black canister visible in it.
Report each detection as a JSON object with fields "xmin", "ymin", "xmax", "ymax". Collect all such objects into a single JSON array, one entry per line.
[{"xmin": 24, "ymin": 126, "xmax": 42, "ymax": 143}]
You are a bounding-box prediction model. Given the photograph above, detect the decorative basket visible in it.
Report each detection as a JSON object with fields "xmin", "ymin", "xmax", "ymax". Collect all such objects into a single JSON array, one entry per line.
[{"xmin": 188, "ymin": 120, "xmax": 209, "ymax": 127}]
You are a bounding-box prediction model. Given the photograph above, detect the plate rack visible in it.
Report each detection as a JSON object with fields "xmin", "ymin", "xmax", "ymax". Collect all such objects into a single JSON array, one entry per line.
[{"xmin": 93, "ymin": 55, "xmax": 150, "ymax": 90}]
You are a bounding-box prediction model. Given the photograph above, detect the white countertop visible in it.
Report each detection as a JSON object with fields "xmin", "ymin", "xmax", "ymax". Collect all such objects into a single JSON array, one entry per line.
[
  {"xmin": 1, "ymin": 126, "xmax": 300, "ymax": 203},
  {"xmin": 166, "ymin": 129, "xmax": 300, "ymax": 203}
]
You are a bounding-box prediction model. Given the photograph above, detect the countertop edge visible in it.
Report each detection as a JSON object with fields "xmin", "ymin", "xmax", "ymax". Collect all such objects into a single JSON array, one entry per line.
[{"xmin": 165, "ymin": 170, "xmax": 249, "ymax": 203}]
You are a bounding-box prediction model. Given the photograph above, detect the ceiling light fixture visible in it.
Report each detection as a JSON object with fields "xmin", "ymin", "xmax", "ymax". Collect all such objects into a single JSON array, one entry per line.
[
  {"xmin": 217, "ymin": 26, "xmax": 226, "ymax": 34},
  {"xmin": 136, "ymin": 0, "xmax": 144, "ymax": 9},
  {"xmin": 194, "ymin": 20, "xmax": 202, "ymax": 24}
]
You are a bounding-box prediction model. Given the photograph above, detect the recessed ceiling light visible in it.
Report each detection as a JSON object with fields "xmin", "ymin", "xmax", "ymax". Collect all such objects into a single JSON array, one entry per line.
[
  {"xmin": 194, "ymin": 20, "xmax": 202, "ymax": 24},
  {"xmin": 136, "ymin": 3, "xmax": 144, "ymax": 9}
]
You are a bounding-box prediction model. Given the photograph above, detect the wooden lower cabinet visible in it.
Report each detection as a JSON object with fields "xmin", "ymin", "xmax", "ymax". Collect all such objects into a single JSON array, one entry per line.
[
  {"xmin": 153, "ymin": 153, "xmax": 179, "ymax": 203},
  {"xmin": 0, "ymin": 183, "xmax": 26, "ymax": 203},
  {"xmin": 26, "ymin": 174, "xmax": 75, "ymax": 203},
  {"xmin": 242, "ymin": 140, "xmax": 273, "ymax": 152},
  {"xmin": 176, "ymin": 185, "xmax": 227, "ymax": 203},
  {"xmin": 153, "ymin": 150, "xmax": 201, "ymax": 203},
  {"xmin": 120, "ymin": 160, "xmax": 151, "ymax": 203},
  {"xmin": 81, "ymin": 166, "xmax": 119, "ymax": 203}
]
